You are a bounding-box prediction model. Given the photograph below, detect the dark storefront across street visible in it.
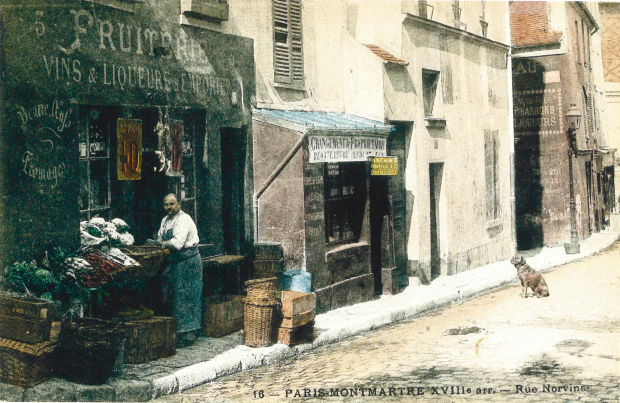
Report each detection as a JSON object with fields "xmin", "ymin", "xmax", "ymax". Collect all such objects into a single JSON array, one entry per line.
[
  {"xmin": 0, "ymin": 1, "xmax": 256, "ymax": 272},
  {"xmin": 253, "ymin": 110, "xmax": 408, "ymax": 314}
]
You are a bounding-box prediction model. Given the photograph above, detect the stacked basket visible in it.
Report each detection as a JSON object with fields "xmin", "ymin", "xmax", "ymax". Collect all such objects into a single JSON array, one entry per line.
[{"xmin": 243, "ymin": 277, "xmax": 278, "ymax": 347}]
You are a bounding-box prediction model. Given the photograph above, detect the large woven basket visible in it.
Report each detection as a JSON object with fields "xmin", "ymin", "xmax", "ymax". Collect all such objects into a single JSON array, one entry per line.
[
  {"xmin": 0, "ymin": 338, "xmax": 56, "ymax": 387},
  {"xmin": 57, "ymin": 318, "xmax": 125, "ymax": 385},
  {"xmin": 245, "ymin": 277, "xmax": 278, "ymax": 305},
  {"xmin": 243, "ymin": 301, "xmax": 277, "ymax": 348},
  {"xmin": 121, "ymin": 246, "xmax": 169, "ymax": 277}
]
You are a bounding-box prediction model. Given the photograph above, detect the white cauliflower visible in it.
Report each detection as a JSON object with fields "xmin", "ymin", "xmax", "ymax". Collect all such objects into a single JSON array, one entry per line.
[
  {"xmin": 111, "ymin": 218, "xmax": 128, "ymax": 228},
  {"xmin": 89, "ymin": 217, "xmax": 106, "ymax": 228},
  {"xmin": 119, "ymin": 233, "xmax": 135, "ymax": 247}
]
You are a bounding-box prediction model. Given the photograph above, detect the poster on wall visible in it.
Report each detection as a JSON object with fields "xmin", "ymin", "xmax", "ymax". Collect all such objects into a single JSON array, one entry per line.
[{"xmin": 117, "ymin": 118, "xmax": 142, "ymax": 180}]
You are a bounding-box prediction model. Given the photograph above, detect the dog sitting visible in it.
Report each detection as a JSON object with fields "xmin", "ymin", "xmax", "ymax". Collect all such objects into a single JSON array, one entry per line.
[{"xmin": 510, "ymin": 255, "xmax": 550, "ymax": 298}]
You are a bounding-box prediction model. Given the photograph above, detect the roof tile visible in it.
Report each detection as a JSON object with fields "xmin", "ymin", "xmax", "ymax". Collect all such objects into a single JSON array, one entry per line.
[{"xmin": 365, "ymin": 44, "xmax": 408, "ymax": 65}]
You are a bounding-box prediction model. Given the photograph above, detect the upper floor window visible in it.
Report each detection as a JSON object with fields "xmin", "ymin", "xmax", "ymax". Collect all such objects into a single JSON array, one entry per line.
[
  {"xmin": 423, "ymin": 69, "xmax": 440, "ymax": 117},
  {"xmin": 273, "ymin": 0, "xmax": 304, "ymax": 86}
]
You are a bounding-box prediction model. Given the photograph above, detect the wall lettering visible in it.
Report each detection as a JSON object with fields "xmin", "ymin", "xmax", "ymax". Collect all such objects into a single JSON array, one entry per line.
[{"xmin": 18, "ymin": 101, "xmax": 73, "ymax": 192}]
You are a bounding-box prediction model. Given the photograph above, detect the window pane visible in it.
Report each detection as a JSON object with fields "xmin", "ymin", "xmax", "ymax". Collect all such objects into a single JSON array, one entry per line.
[
  {"xmin": 90, "ymin": 160, "xmax": 109, "ymax": 209},
  {"xmin": 89, "ymin": 119, "xmax": 108, "ymax": 158},
  {"xmin": 79, "ymin": 161, "xmax": 89, "ymax": 211}
]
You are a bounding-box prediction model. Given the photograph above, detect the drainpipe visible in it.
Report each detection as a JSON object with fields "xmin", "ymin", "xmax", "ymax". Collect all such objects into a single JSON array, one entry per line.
[{"xmin": 253, "ymin": 134, "xmax": 307, "ymax": 240}]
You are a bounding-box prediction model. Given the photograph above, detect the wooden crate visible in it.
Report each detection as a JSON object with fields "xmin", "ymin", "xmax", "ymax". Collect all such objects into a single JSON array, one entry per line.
[
  {"xmin": 280, "ymin": 291, "xmax": 316, "ymax": 318},
  {"xmin": 278, "ymin": 321, "xmax": 315, "ymax": 346},
  {"xmin": 0, "ymin": 295, "xmax": 50, "ymax": 320},
  {"xmin": 0, "ymin": 314, "xmax": 51, "ymax": 344},
  {"xmin": 123, "ymin": 317, "xmax": 176, "ymax": 364},
  {"xmin": 203, "ymin": 295, "xmax": 244, "ymax": 337},
  {"xmin": 280, "ymin": 310, "xmax": 315, "ymax": 328},
  {"xmin": 0, "ymin": 338, "xmax": 56, "ymax": 387}
]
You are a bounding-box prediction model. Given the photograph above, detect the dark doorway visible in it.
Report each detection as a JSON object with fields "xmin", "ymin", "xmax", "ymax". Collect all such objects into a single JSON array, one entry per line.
[
  {"xmin": 220, "ymin": 127, "xmax": 247, "ymax": 255},
  {"xmin": 430, "ymin": 163, "xmax": 443, "ymax": 280},
  {"xmin": 370, "ymin": 174, "xmax": 390, "ymax": 295}
]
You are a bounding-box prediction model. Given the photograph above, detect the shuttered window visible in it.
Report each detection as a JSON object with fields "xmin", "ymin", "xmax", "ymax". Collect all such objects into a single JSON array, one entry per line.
[{"xmin": 273, "ymin": 0, "xmax": 304, "ymax": 85}]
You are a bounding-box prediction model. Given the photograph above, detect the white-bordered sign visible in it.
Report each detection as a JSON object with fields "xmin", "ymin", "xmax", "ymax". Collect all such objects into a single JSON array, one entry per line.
[{"xmin": 308, "ymin": 135, "xmax": 387, "ymax": 163}]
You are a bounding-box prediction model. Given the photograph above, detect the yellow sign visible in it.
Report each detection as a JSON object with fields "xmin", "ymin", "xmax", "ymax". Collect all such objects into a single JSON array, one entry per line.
[
  {"xmin": 117, "ymin": 118, "xmax": 142, "ymax": 180},
  {"xmin": 370, "ymin": 156, "xmax": 398, "ymax": 176}
]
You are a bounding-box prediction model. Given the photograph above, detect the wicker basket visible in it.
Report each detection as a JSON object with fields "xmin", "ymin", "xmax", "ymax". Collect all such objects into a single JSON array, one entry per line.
[
  {"xmin": 245, "ymin": 277, "xmax": 278, "ymax": 305},
  {"xmin": 243, "ymin": 301, "xmax": 277, "ymax": 348},
  {"xmin": 57, "ymin": 318, "xmax": 125, "ymax": 385},
  {"xmin": 0, "ymin": 338, "xmax": 56, "ymax": 387},
  {"xmin": 121, "ymin": 246, "xmax": 169, "ymax": 277}
]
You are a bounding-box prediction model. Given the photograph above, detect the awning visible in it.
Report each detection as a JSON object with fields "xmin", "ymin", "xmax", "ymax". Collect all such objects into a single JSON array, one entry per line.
[{"xmin": 253, "ymin": 109, "xmax": 395, "ymax": 163}]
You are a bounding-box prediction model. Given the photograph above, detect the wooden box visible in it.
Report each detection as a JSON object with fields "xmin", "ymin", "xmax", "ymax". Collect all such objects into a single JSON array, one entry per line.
[
  {"xmin": 0, "ymin": 314, "xmax": 51, "ymax": 344},
  {"xmin": 123, "ymin": 317, "xmax": 176, "ymax": 364},
  {"xmin": 280, "ymin": 310, "xmax": 315, "ymax": 328},
  {"xmin": 0, "ymin": 338, "xmax": 56, "ymax": 387},
  {"xmin": 203, "ymin": 295, "xmax": 244, "ymax": 337},
  {"xmin": 278, "ymin": 321, "xmax": 315, "ymax": 346},
  {"xmin": 0, "ymin": 295, "xmax": 50, "ymax": 320},
  {"xmin": 280, "ymin": 291, "xmax": 316, "ymax": 318}
]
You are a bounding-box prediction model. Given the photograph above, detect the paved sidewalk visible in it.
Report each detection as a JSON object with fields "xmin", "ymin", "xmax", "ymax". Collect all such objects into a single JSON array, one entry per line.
[{"xmin": 2, "ymin": 230, "xmax": 618, "ymax": 402}]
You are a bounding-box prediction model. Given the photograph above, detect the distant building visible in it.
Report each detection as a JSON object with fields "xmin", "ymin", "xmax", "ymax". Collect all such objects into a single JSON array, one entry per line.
[
  {"xmin": 510, "ymin": 1, "xmax": 614, "ymax": 250},
  {"xmin": 600, "ymin": 2, "xmax": 620, "ymax": 211}
]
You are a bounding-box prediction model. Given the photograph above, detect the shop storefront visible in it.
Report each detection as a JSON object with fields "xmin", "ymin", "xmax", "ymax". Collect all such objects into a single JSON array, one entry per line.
[
  {"xmin": 0, "ymin": 0, "xmax": 256, "ymax": 268},
  {"xmin": 253, "ymin": 110, "xmax": 407, "ymax": 313}
]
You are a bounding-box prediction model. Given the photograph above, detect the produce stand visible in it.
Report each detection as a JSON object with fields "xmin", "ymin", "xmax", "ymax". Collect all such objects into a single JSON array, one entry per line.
[{"xmin": 0, "ymin": 217, "xmax": 178, "ymax": 387}]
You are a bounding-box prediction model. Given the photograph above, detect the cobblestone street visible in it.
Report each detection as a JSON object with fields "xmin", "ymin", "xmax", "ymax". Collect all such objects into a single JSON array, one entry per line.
[{"xmin": 154, "ymin": 242, "xmax": 620, "ymax": 403}]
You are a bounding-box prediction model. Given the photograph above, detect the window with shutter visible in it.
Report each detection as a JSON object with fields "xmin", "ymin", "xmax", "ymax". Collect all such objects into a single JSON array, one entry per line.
[
  {"xmin": 587, "ymin": 93, "xmax": 595, "ymax": 135},
  {"xmin": 273, "ymin": 0, "xmax": 304, "ymax": 86}
]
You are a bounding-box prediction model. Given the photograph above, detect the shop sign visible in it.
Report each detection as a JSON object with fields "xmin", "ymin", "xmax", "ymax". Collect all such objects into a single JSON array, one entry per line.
[
  {"xmin": 117, "ymin": 118, "xmax": 142, "ymax": 180},
  {"xmin": 308, "ymin": 136, "xmax": 387, "ymax": 163},
  {"xmin": 370, "ymin": 156, "xmax": 398, "ymax": 176}
]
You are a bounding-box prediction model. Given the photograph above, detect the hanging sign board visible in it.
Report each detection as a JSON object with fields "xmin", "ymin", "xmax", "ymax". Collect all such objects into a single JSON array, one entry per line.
[
  {"xmin": 117, "ymin": 118, "xmax": 142, "ymax": 180},
  {"xmin": 370, "ymin": 156, "xmax": 398, "ymax": 176},
  {"xmin": 308, "ymin": 135, "xmax": 387, "ymax": 163}
]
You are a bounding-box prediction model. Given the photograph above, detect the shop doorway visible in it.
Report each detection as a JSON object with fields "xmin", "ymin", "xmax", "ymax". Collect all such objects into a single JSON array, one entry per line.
[
  {"xmin": 220, "ymin": 127, "xmax": 247, "ymax": 256},
  {"xmin": 429, "ymin": 162, "xmax": 443, "ymax": 280},
  {"xmin": 370, "ymin": 175, "xmax": 390, "ymax": 295}
]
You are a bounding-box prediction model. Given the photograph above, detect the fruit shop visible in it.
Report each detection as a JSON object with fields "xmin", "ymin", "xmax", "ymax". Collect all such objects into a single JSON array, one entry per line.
[{"xmin": 0, "ymin": 0, "xmax": 256, "ymax": 386}]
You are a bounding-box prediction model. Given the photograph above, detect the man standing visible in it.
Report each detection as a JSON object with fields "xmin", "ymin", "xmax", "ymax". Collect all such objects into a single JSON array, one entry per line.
[{"xmin": 150, "ymin": 193, "xmax": 202, "ymax": 345}]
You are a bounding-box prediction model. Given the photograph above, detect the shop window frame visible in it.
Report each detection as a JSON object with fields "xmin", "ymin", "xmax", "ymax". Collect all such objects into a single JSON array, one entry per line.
[
  {"xmin": 79, "ymin": 108, "xmax": 112, "ymax": 222},
  {"xmin": 323, "ymin": 162, "xmax": 366, "ymax": 246}
]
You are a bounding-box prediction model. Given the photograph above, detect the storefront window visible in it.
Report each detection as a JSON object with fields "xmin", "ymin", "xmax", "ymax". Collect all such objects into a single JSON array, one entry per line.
[
  {"xmin": 324, "ymin": 162, "xmax": 367, "ymax": 245},
  {"xmin": 79, "ymin": 109, "xmax": 111, "ymax": 221}
]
